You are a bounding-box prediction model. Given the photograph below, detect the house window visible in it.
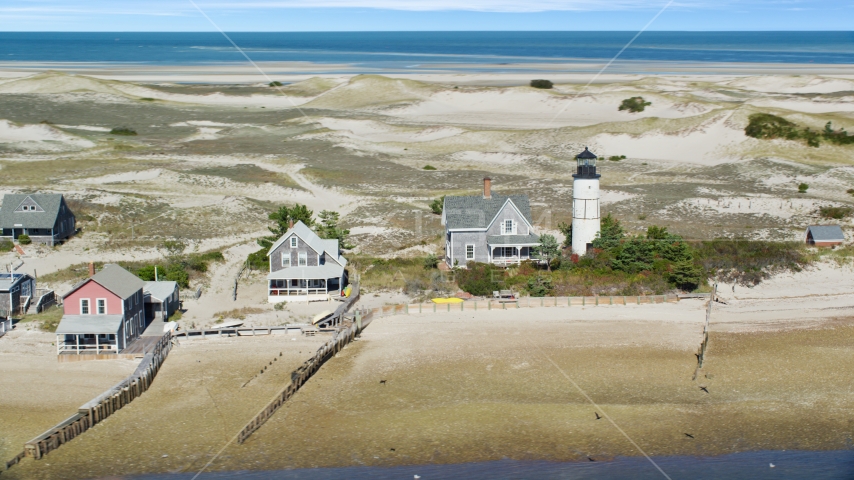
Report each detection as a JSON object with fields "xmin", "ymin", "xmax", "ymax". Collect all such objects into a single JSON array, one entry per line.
[
  {"xmin": 282, "ymin": 254, "xmax": 291, "ymax": 268},
  {"xmin": 81, "ymin": 299, "xmax": 90, "ymax": 315},
  {"xmin": 298, "ymin": 252, "xmax": 307, "ymax": 266},
  {"xmin": 503, "ymin": 219, "xmax": 515, "ymax": 235},
  {"xmin": 97, "ymin": 299, "xmax": 106, "ymax": 315},
  {"xmin": 466, "ymin": 244, "xmax": 475, "ymax": 260},
  {"xmin": 290, "ymin": 237, "xmax": 298, "ymax": 248},
  {"xmin": 497, "ymin": 247, "xmax": 516, "ymax": 258}
]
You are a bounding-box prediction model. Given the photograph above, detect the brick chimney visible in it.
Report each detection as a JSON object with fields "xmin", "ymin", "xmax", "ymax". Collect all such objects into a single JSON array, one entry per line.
[
  {"xmin": 88, "ymin": 262, "xmax": 95, "ymax": 277},
  {"xmin": 288, "ymin": 219, "xmax": 294, "ymax": 229},
  {"xmin": 483, "ymin": 177, "xmax": 492, "ymax": 199}
]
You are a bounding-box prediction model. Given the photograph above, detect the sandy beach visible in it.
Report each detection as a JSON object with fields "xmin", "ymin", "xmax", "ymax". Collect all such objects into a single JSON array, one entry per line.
[{"xmin": 4, "ymin": 260, "xmax": 854, "ymax": 478}]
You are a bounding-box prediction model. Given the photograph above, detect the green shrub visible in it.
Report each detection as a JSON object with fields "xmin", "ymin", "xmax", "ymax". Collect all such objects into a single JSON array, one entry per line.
[
  {"xmin": 247, "ymin": 248, "xmax": 268, "ymax": 270},
  {"xmin": 847, "ymin": 188, "xmax": 854, "ymax": 196},
  {"xmin": 527, "ymin": 275, "xmax": 553, "ymax": 297},
  {"xmin": 0, "ymin": 239, "xmax": 13, "ymax": 252},
  {"xmin": 269, "ymin": 81, "xmax": 283, "ymax": 87},
  {"xmin": 745, "ymin": 113, "xmax": 800, "ymax": 140},
  {"xmin": 17, "ymin": 234, "xmax": 31, "ymax": 245},
  {"xmin": 608, "ymin": 155, "xmax": 626, "ymax": 161},
  {"xmin": 139, "ymin": 97, "xmax": 155, "ymax": 101},
  {"xmin": 430, "ymin": 196, "xmax": 444, "ymax": 215},
  {"xmin": 694, "ymin": 239, "xmax": 809, "ymax": 286},
  {"xmin": 819, "ymin": 206, "xmax": 852, "ymax": 220},
  {"xmin": 618, "ymin": 97, "xmax": 651, "ymax": 113},
  {"xmin": 423, "ymin": 165, "xmax": 437, "ymax": 170},
  {"xmin": 423, "ymin": 253, "xmax": 439, "ymax": 270},
  {"xmin": 530, "ymin": 79, "xmax": 553, "ymax": 89},
  {"xmin": 162, "ymin": 263, "xmax": 189, "ymax": 288},
  {"xmin": 455, "ymin": 262, "xmax": 503, "ymax": 296},
  {"xmin": 110, "ymin": 127, "xmax": 137, "ymax": 136},
  {"xmin": 798, "ymin": 183, "xmax": 809, "ymax": 193},
  {"xmin": 745, "ymin": 115, "xmax": 853, "ymax": 148},
  {"xmin": 136, "ymin": 265, "xmax": 157, "ymax": 281}
]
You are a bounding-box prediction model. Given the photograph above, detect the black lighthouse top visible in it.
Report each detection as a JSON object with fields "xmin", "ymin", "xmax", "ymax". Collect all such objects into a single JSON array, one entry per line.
[{"xmin": 573, "ymin": 147, "xmax": 600, "ymax": 179}]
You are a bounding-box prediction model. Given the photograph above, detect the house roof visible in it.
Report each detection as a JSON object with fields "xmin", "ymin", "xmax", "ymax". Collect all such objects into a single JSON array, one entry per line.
[
  {"xmin": 487, "ymin": 233, "xmax": 541, "ymax": 246},
  {"xmin": 0, "ymin": 273, "xmax": 32, "ymax": 292},
  {"xmin": 55, "ymin": 315, "xmax": 123, "ymax": 335},
  {"xmin": 806, "ymin": 225, "xmax": 845, "ymax": 242},
  {"xmin": 576, "ymin": 147, "xmax": 597, "ymax": 159},
  {"xmin": 0, "ymin": 194, "xmax": 67, "ymax": 229},
  {"xmin": 144, "ymin": 281, "xmax": 178, "ymax": 302},
  {"xmin": 64, "ymin": 264, "xmax": 145, "ymax": 301},
  {"xmin": 444, "ymin": 195, "xmax": 533, "ymax": 230},
  {"xmin": 266, "ymin": 221, "xmax": 348, "ymax": 267},
  {"xmin": 267, "ymin": 264, "xmax": 345, "ymax": 280}
]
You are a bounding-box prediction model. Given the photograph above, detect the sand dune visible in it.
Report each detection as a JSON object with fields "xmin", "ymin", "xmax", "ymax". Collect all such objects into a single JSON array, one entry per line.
[
  {"xmin": 725, "ymin": 75, "xmax": 854, "ymax": 94},
  {"xmin": 0, "ymin": 119, "xmax": 94, "ymax": 150},
  {"xmin": 590, "ymin": 113, "xmax": 746, "ymax": 165}
]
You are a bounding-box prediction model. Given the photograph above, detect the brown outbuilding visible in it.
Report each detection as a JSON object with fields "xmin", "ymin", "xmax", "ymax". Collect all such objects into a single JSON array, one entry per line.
[{"xmin": 805, "ymin": 225, "xmax": 845, "ymax": 247}]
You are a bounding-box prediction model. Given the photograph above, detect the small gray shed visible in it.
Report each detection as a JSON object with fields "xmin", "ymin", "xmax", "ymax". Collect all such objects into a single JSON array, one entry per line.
[{"xmin": 805, "ymin": 225, "xmax": 845, "ymax": 247}]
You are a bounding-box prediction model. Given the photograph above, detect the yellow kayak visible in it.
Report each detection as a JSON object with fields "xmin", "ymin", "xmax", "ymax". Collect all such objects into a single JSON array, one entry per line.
[{"xmin": 432, "ymin": 297, "xmax": 464, "ymax": 304}]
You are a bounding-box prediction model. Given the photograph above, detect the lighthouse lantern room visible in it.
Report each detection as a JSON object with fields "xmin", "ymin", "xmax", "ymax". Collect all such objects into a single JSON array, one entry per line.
[{"xmin": 571, "ymin": 147, "xmax": 601, "ymax": 255}]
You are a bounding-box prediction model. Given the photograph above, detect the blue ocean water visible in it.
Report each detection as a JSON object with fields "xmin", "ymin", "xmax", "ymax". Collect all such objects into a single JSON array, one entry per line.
[
  {"xmin": 2, "ymin": 32, "xmax": 854, "ymax": 69},
  {"xmin": 130, "ymin": 450, "xmax": 854, "ymax": 480}
]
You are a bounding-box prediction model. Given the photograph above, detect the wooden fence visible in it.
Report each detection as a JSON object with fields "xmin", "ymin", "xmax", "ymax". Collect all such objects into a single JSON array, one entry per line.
[
  {"xmin": 235, "ymin": 306, "xmax": 370, "ymax": 445},
  {"xmin": 5, "ymin": 332, "xmax": 173, "ymax": 467},
  {"xmin": 695, "ymin": 284, "xmax": 717, "ymax": 376},
  {"xmin": 367, "ymin": 294, "xmax": 679, "ymax": 318}
]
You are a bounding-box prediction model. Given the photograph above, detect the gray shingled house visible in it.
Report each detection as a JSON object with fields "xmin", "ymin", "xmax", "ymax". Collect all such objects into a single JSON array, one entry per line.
[
  {"xmin": 144, "ymin": 281, "xmax": 180, "ymax": 322},
  {"xmin": 266, "ymin": 221, "xmax": 348, "ymax": 303},
  {"xmin": 442, "ymin": 178, "xmax": 540, "ymax": 268},
  {"xmin": 0, "ymin": 193, "xmax": 76, "ymax": 246},
  {"xmin": 0, "ymin": 272, "xmax": 35, "ymax": 317}
]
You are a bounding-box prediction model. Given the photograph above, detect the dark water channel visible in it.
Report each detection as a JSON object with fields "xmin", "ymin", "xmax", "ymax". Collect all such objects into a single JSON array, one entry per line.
[{"xmin": 130, "ymin": 449, "xmax": 854, "ymax": 480}]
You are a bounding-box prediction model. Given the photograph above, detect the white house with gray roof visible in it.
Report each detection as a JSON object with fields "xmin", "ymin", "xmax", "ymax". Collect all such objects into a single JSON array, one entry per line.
[
  {"xmin": 0, "ymin": 193, "xmax": 76, "ymax": 246},
  {"xmin": 442, "ymin": 177, "xmax": 540, "ymax": 268},
  {"xmin": 266, "ymin": 221, "xmax": 348, "ymax": 303}
]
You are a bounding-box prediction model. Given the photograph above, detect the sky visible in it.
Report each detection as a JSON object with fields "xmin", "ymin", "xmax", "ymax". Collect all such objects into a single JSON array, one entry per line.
[{"xmin": 0, "ymin": 0, "xmax": 851, "ymax": 31}]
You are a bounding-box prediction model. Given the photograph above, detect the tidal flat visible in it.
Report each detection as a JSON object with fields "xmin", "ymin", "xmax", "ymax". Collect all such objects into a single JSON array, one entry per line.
[{"xmin": 6, "ymin": 305, "xmax": 852, "ymax": 478}]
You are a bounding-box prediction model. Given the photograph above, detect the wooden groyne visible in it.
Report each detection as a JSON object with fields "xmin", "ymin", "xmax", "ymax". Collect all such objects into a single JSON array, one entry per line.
[
  {"xmin": 4, "ymin": 332, "xmax": 173, "ymax": 468},
  {"xmin": 235, "ymin": 306, "xmax": 368, "ymax": 444},
  {"xmin": 695, "ymin": 284, "xmax": 718, "ymax": 377}
]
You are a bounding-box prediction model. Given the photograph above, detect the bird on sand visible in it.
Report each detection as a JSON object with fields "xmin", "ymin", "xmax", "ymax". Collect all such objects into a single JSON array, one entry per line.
[
  {"xmin": 595, "ymin": 412, "xmax": 602, "ymax": 420},
  {"xmin": 684, "ymin": 433, "xmax": 695, "ymax": 439},
  {"xmin": 587, "ymin": 457, "xmax": 595, "ymax": 462},
  {"xmin": 380, "ymin": 379, "xmax": 387, "ymax": 385},
  {"xmin": 699, "ymin": 386, "xmax": 709, "ymax": 393}
]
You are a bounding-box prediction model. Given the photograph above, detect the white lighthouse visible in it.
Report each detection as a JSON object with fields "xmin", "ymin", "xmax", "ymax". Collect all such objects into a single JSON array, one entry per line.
[{"xmin": 571, "ymin": 147, "xmax": 601, "ymax": 255}]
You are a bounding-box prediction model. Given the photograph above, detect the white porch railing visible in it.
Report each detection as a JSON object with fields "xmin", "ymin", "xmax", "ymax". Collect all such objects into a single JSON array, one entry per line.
[
  {"xmin": 491, "ymin": 256, "xmax": 535, "ymax": 266},
  {"xmin": 56, "ymin": 337, "xmax": 119, "ymax": 354},
  {"xmin": 269, "ymin": 288, "xmax": 329, "ymax": 296}
]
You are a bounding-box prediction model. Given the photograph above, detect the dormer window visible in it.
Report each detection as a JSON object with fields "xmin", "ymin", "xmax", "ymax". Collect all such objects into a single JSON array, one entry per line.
[
  {"xmin": 290, "ymin": 237, "xmax": 298, "ymax": 248},
  {"xmin": 503, "ymin": 219, "xmax": 516, "ymax": 235}
]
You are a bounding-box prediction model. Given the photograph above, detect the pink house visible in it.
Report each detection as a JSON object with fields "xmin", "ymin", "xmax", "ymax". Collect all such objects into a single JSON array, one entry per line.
[{"xmin": 56, "ymin": 264, "xmax": 146, "ymax": 354}]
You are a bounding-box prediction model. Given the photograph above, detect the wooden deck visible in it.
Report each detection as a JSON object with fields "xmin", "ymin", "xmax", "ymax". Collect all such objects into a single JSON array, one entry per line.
[{"xmin": 122, "ymin": 336, "xmax": 163, "ymax": 355}]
